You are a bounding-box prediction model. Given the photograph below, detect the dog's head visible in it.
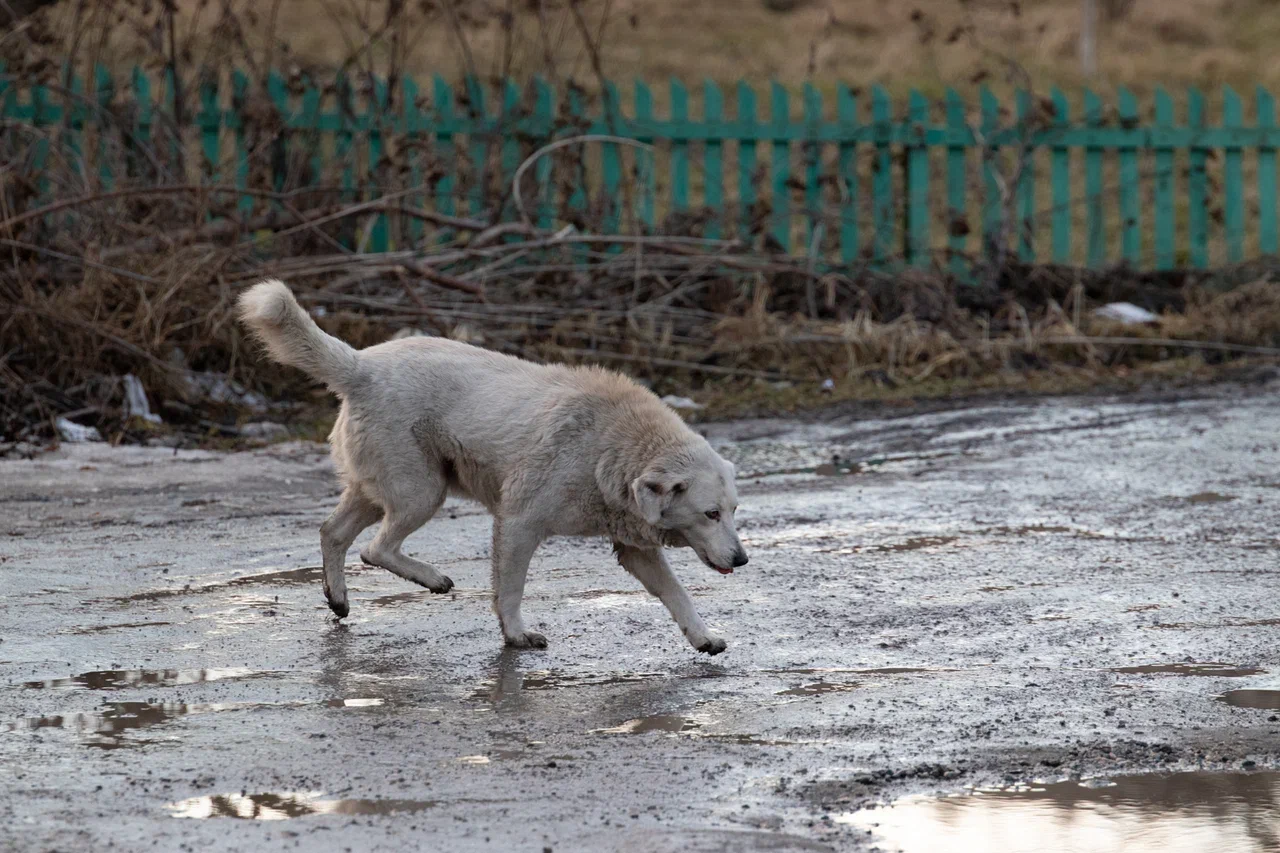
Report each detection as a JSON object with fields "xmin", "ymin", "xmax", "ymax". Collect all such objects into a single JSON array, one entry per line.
[{"xmin": 629, "ymin": 445, "xmax": 748, "ymax": 574}]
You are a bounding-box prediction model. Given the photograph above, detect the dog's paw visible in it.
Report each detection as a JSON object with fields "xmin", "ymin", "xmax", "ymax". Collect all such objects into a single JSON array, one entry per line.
[
  {"xmin": 694, "ymin": 635, "xmax": 727, "ymax": 656},
  {"xmin": 504, "ymin": 630, "xmax": 548, "ymax": 649},
  {"xmin": 427, "ymin": 574, "xmax": 454, "ymax": 594},
  {"xmin": 326, "ymin": 595, "xmax": 350, "ymax": 619}
]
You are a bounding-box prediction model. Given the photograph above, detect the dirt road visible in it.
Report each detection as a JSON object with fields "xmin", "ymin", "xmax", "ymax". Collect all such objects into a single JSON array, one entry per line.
[{"xmin": 3, "ymin": 382, "xmax": 1279, "ymax": 851}]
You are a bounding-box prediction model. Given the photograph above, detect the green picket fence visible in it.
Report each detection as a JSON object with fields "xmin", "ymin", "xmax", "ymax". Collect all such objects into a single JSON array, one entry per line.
[{"xmin": 5, "ymin": 65, "xmax": 1280, "ymax": 272}]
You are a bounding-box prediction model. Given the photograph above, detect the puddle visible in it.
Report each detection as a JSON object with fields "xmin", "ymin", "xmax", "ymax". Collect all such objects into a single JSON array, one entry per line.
[
  {"xmin": 592, "ymin": 714, "xmax": 705, "ymax": 735},
  {"xmin": 368, "ymin": 587, "xmax": 488, "ymax": 608},
  {"xmin": 764, "ymin": 666, "xmax": 953, "ymax": 676},
  {"xmin": 1182, "ymin": 492, "xmax": 1238, "ymax": 505},
  {"xmin": 22, "ymin": 667, "xmax": 258, "ymax": 690},
  {"xmin": 839, "ymin": 772, "xmax": 1280, "ymax": 853},
  {"xmin": 1113, "ymin": 663, "xmax": 1265, "ymax": 678},
  {"xmin": 168, "ymin": 792, "xmax": 435, "ymax": 820},
  {"xmin": 7, "ymin": 697, "xmax": 385, "ymax": 748},
  {"xmin": 979, "ymin": 586, "xmax": 1014, "ymax": 593},
  {"xmin": 1218, "ymin": 690, "xmax": 1280, "ymax": 710},
  {"xmin": 777, "ymin": 680, "xmax": 860, "ymax": 697}
]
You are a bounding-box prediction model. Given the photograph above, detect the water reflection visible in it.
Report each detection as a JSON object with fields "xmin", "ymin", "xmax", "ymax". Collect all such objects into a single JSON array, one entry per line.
[
  {"xmin": 839, "ymin": 772, "xmax": 1280, "ymax": 853},
  {"xmin": 168, "ymin": 792, "xmax": 434, "ymax": 820}
]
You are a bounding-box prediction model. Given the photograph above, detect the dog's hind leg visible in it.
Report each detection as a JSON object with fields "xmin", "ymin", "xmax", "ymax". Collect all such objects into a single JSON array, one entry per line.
[
  {"xmin": 360, "ymin": 474, "xmax": 454, "ymax": 594},
  {"xmin": 491, "ymin": 516, "xmax": 547, "ymax": 648},
  {"xmin": 320, "ymin": 488, "xmax": 382, "ymax": 617},
  {"xmin": 615, "ymin": 545, "xmax": 726, "ymax": 655}
]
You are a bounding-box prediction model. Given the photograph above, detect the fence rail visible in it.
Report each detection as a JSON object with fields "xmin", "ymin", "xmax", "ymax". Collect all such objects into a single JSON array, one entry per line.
[{"xmin": 5, "ymin": 66, "xmax": 1279, "ymax": 272}]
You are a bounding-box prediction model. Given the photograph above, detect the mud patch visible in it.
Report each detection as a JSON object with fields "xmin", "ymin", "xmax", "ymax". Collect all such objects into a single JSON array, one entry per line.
[
  {"xmin": 21, "ymin": 667, "xmax": 259, "ymax": 690},
  {"xmin": 592, "ymin": 714, "xmax": 705, "ymax": 735},
  {"xmin": 1113, "ymin": 663, "xmax": 1265, "ymax": 678},
  {"xmin": 110, "ymin": 565, "xmax": 371, "ymax": 603},
  {"xmin": 168, "ymin": 792, "xmax": 435, "ymax": 820},
  {"xmin": 1181, "ymin": 492, "xmax": 1238, "ymax": 505},
  {"xmin": 1217, "ymin": 690, "xmax": 1280, "ymax": 710},
  {"xmin": 61, "ymin": 621, "xmax": 174, "ymax": 635},
  {"xmin": 470, "ymin": 669, "xmax": 669, "ymax": 701},
  {"xmin": 839, "ymin": 772, "xmax": 1280, "ymax": 853}
]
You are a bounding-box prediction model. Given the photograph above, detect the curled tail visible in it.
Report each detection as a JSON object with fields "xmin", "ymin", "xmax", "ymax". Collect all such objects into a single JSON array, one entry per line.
[{"xmin": 237, "ymin": 279, "xmax": 359, "ymax": 395}]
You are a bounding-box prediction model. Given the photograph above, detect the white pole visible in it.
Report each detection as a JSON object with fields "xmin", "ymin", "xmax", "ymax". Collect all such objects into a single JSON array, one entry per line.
[{"xmin": 1081, "ymin": 0, "xmax": 1097, "ymax": 77}]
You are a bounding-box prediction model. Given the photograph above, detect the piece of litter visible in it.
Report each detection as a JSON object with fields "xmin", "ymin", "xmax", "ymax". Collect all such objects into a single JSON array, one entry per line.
[
  {"xmin": 391, "ymin": 327, "xmax": 431, "ymax": 340},
  {"xmin": 122, "ymin": 374, "xmax": 162, "ymax": 424},
  {"xmin": 1094, "ymin": 302, "xmax": 1160, "ymax": 325},
  {"xmin": 238, "ymin": 422, "xmax": 289, "ymax": 440},
  {"xmin": 184, "ymin": 372, "xmax": 268, "ymax": 412},
  {"xmin": 56, "ymin": 418, "xmax": 103, "ymax": 443},
  {"xmin": 660, "ymin": 395, "xmax": 705, "ymax": 411},
  {"xmin": 821, "ymin": 378, "xmax": 835, "ymax": 392}
]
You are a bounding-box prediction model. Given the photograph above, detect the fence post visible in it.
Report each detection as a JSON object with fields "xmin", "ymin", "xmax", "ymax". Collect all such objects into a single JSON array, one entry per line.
[
  {"xmin": 1223, "ymin": 85, "xmax": 1244, "ymax": 263},
  {"xmin": 704, "ymin": 81, "xmax": 725, "ymax": 240},
  {"xmin": 532, "ymin": 77, "xmax": 554, "ymax": 231},
  {"xmin": 906, "ymin": 88, "xmax": 930, "ymax": 267},
  {"xmin": 1258, "ymin": 86, "xmax": 1277, "ymax": 257},
  {"xmin": 837, "ymin": 83, "xmax": 859, "ymax": 265},
  {"xmin": 403, "ymin": 74, "xmax": 424, "ymax": 245},
  {"xmin": 198, "ymin": 74, "xmax": 220, "ymax": 183},
  {"xmin": 1083, "ymin": 88, "xmax": 1105, "ymax": 268},
  {"xmin": 464, "ymin": 74, "xmax": 487, "ymax": 219},
  {"xmin": 1188, "ymin": 87, "xmax": 1209, "ymax": 268},
  {"xmin": 737, "ymin": 81, "xmax": 759, "ymax": 242},
  {"xmin": 131, "ymin": 67, "xmax": 152, "ymax": 181},
  {"xmin": 872, "ymin": 85, "xmax": 893, "ymax": 265},
  {"xmin": 1117, "ymin": 86, "xmax": 1140, "ymax": 264},
  {"xmin": 432, "ymin": 75, "xmax": 456, "ymax": 221},
  {"xmin": 1153, "ymin": 87, "xmax": 1175, "ymax": 269},
  {"xmin": 634, "ymin": 79, "xmax": 655, "ymax": 232},
  {"xmin": 231, "ymin": 70, "xmax": 252, "ymax": 217},
  {"xmin": 499, "ymin": 79, "xmax": 522, "ymax": 228},
  {"xmin": 1050, "ymin": 88, "xmax": 1071, "ymax": 265}
]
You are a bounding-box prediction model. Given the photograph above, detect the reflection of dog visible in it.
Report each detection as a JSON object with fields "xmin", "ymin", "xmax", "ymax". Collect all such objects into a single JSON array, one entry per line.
[{"xmin": 238, "ymin": 279, "xmax": 748, "ymax": 655}]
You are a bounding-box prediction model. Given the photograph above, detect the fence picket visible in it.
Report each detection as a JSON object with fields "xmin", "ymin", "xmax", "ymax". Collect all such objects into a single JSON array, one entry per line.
[
  {"xmin": 945, "ymin": 88, "xmax": 967, "ymax": 274},
  {"xmin": 906, "ymin": 88, "xmax": 930, "ymax": 267},
  {"xmin": 802, "ymin": 83, "xmax": 822, "ymax": 250},
  {"xmin": 1154, "ymin": 88, "xmax": 1176, "ymax": 269},
  {"xmin": 1015, "ymin": 89, "xmax": 1035, "ymax": 261},
  {"xmin": 1084, "ymin": 88, "xmax": 1105, "ymax": 268},
  {"xmin": 872, "ymin": 85, "xmax": 893, "ymax": 264},
  {"xmin": 634, "ymin": 79, "xmax": 655, "ymax": 232},
  {"xmin": 1188, "ymin": 87, "xmax": 1209, "ymax": 268},
  {"xmin": 1050, "ymin": 87, "xmax": 1071, "ymax": 264},
  {"xmin": 1259, "ymin": 86, "xmax": 1277, "ymax": 256},
  {"xmin": 671, "ymin": 79, "xmax": 690, "ymax": 216},
  {"xmin": 980, "ymin": 87, "xmax": 1000, "ymax": 261},
  {"xmin": 836, "ymin": 84, "xmax": 858, "ymax": 264},
  {"xmin": 704, "ymin": 81, "xmax": 725, "ymax": 240},
  {"xmin": 1223, "ymin": 85, "xmax": 1245, "ymax": 263}
]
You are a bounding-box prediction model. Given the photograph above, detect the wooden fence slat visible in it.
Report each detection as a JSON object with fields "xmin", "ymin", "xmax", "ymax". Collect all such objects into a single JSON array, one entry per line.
[
  {"xmin": 945, "ymin": 88, "xmax": 967, "ymax": 274},
  {"xmin": 601, "ymin": 80, "xmax": 623, "ymax": 236},
  {"xmin": 403, "ymin": 75, "xmax": 424, "ymax": 244},
  {"xmin": 836, "ymin": 83, "xmax": 858, "ymax": 264},
  {"xmin": 1117, "ymin": 86, "xmax": 1140, "ymax": 264},
  {"xmin": 1084, "ymin": 88, "xmax": 1105, "ymax": 268},
  {"xmin": 670, "ymin": 78, "xmax": 690, "ymax": 215},
  {"xmin": 265, "ymin": 70, "xmax": 290, "ymax": 194},
  {"xmin": 336, "ymin": 74, "xmax": 356, "ymax": 209},
  {"xmin": 533, "ymin": 77, "xmax": 555, "ymax": 231},
  {"xmin": 1188, "ymin": 87, "xmax": 1209, "ymax": 268},
  {"xmin": 95, "ymin": 65, "xmax": 114, "ymax": 190},
  {"xmin": 1154, "ymin": 88, "xmax": 1176, "ymax": 269},
  {"xmin": 63, "ymin": 70, "xmax": 84, "ymax": 186},
  {"xmin": 1015, "ymin": 89, "xmax": 1035, "ymax": 261},
  {"xmin": 1223, "ymin": 85, "xmax": 1245, "ymax": 263},
  {"xmin": 232, "ymin": 70, "xmax": 252, "ymax": 217},
  {"xmin": 369, "ymin": 75, "xmax": 390, "ymax": 251},
  {"xmin": 1259, "ymin": 86, "xmax": 1278, "ymax": 256},
  {"xmin": 704, "ymin": 80, "xmax": 725, "ymax": 240},
  {"xmin": 433, "ymin": 75, "xmax": 456, "ymax": 220},
  {"xmin": 1050, "ymin": 87, "xmax": 1071, "ymax": 264},
  {"xmin": 737, "ymin": 81, "xmax": 758, "ymax": 241},
  {"xmin": 802, "ymin": 82, "xmax": 822, "ymax": 249},
  {"xmin": 130, "ymin": 67, "xmax": 152, "ymax": 180},
  {"xmin": 566, "ymin": 86, "xmax": 587, "ymax": 228},
  {"xmin": 872, "ymin": 84, "xmax": 893, "ymax": 264},
  {"xmin": 198, "ymin": 75, "xmax": 220, "ymax": 182},
  {"xmin": 980, "ymin": 86, "xmax": 1000, "ymax": 261},
  {"xmin": 906, "ymin": 89, "xmax": 930, "ymax": 266},
  {"xmin": 499, "ymin": 79, "xmax": 522, "ymax": 228},
  {"xmin": 634, "ymin": 79, "xmax": 655, "ymax": 232},
  {"xmin": 770, "ymin": 82, "xmax": 791, "ymax": 251},
  {"xmin": 465, "ymin": 75, "xmax": 487, "ymax": 219}
]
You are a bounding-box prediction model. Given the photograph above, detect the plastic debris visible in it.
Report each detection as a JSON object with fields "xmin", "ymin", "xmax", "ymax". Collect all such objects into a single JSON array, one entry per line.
[
  {"xmin": 821, "ymin": 378, "xmax": 835, "ymax": 393},
  {"xmin": 1094, "ymin": 302, "xmax": 1160, "ymax": 325},
  {"xmin": 56, "ymin": 418, "xmax": 103, "ymax": 443},
  {"xmin": 184, "ymin": 372, "xmax": 268, "ymax": 412},
  {"xmin": 122, "ymin": 374, "xmax": 162, "ymax": 424},
  {"xmin": 238, "ymin": 422, "xmax": 289, "ymax": 440}
]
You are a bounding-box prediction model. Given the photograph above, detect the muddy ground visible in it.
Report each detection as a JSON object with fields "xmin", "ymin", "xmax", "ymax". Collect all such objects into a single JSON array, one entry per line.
[{"xmin": 3, "ymin": 381, "xmax": 1280, "ymax": 852}]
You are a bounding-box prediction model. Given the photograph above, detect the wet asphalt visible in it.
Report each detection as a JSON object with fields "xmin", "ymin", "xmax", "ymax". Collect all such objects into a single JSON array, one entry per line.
[{"xmin": 3, "ymin": 381, "xmax": 1280, "ymax": 852}]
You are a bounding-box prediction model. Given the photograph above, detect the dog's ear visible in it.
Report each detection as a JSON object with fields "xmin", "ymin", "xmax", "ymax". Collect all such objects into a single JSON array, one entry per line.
[{"xmin": 629, "ymin": 473, "xmax": 685, "ymax": 525}]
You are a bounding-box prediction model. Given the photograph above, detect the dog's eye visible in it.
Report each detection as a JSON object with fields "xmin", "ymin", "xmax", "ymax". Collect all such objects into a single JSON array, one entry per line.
[{"xmin": 705, "ymin": 510, "xmax": 721, "ymax": 521}]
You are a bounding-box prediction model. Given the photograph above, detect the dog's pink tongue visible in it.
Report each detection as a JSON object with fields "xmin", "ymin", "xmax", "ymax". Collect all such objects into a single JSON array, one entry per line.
[{"xmin": 715, "ymin": 566, "xmax": 733, "ymax": 575}]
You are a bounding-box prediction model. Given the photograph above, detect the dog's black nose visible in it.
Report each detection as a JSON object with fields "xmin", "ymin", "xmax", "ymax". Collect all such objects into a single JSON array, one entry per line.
[{"xmin": 731, "ymin": 551, "xmax": 749, "ymax": 568}]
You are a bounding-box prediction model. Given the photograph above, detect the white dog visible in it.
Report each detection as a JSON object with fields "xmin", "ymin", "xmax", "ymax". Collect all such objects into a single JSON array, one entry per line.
[{"xmin": 237, "ymin": 279, "xmax": 748, "ymax": 655}]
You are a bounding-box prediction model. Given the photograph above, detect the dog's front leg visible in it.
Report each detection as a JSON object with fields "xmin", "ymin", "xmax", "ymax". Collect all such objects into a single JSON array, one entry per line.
[
  {"xmin": 491, "ymin": 516, "xmax": 547, "ymax": 648},
  {"xmin": 614, "ymin": 545, "xmax": 726, "ymax": 655}
]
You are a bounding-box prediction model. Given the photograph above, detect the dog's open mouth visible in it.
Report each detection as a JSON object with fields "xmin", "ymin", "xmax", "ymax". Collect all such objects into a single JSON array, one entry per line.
[{"xmin": 712, "ymin": 565, "xmax": 733, "ymax": 575}]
